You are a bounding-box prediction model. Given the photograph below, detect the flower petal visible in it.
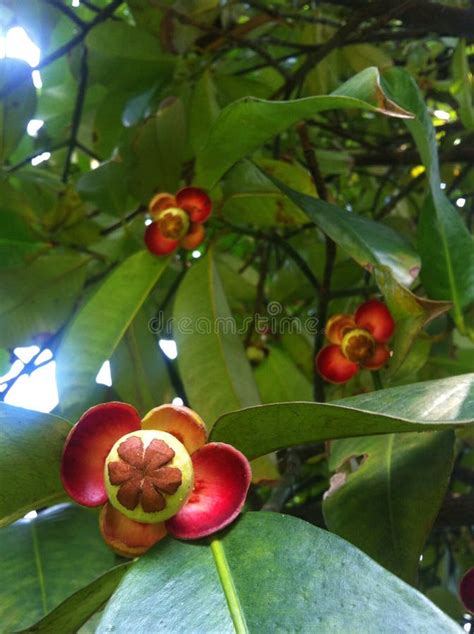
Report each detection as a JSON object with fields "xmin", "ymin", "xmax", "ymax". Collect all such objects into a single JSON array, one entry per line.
[
  {"xmin": 99, "ymin": 503, "xmax": 167, "ymax": 558},
  {"xmin": 166, "ymin": 443, "xmax": 251, "ymax": 540},
  {"xmin": 181, "ymin": 223, "xmax": 205, "ymax": 250},
  {"xmin": 144, "ymin": 222, "xmax": 179, "ymax": 256},
  {"xmin": 354, "ymin": 299, "xmax": 395, "ymax": 343},
  {"xmin": 149, "ymin": 192, "xmax": 176, "ymax": 219},
  {"xmin": 316, "ymin": 345, "xmax": 359, "ymax": 384},
  {"xmin": 176, "ymin": 187, "xmax": 212, "ymax": 223},
  {"xmin": 61, "ymin": 402, "xmax": 141, "ymax": 507},
  {"xmin": 362, "ymin": 343, "xmax": 391, "ymax": 370},
  {"xmin": 325, "ymin": 314, "xmax": 356, "ymax": 345},
  {"xmin": 460, "ymin": 567, "xmax": 474, "ymax": 613},
  {"xmin": 141, "ymin": 404, "xmax": 208, "ymax": 455}
]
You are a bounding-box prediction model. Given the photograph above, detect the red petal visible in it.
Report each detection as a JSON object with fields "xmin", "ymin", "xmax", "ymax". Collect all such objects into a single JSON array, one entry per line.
[
  {"xmin": 460, "ymin": 567, "xmax": 474, "ymax": 613},
  {"xmin": 144, "ymin": 223, "xmax": 179, "ymax": 256},
  {"xmin": 354, "ymin": 299, "xmax": 395, "ymax": 343},
  {"xmin": 61, "ymin": 402, "xmax": 141, "ymax": 507},
  {"xmin": 362, "ymin": 343, "xmax": 391, "ymax": 370},
  {"xmin": 142, "ymin": 404, "xmax": 208, "ymax": 455},
  {"xmin": 166, "ymin": 443, "xmax": 251, "ymax": 540},
  {"xmin": 325, "ymin": 314, "xmax": 356, "ymax": 345},
  {"xmin": 181, "ymin": 223, "xmax": 205, "ymax": 250},
  {"xmin": 99, "ymin": 503, "xmax": 167, "ymax": 558},
  {"xmin": 176, "ymin": 187, "xmax": 212, "ymax": 223},
  {"xmin": 316, "ymin": 345, "xmax": 359, "ymax": 384},
  {"xmin": 148, "ymin": 192, "xmax": 176, "ymax": 219}
]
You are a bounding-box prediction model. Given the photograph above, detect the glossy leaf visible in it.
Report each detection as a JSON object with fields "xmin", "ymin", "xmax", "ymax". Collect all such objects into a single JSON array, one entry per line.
[
  {"xmin": 0, "ymin": 58, "xmax": 37, "ymax": 162},
  {"xmin": 22, "ymin": 564, "xmax": 130, "ymax": 634},
  {"xmin": 56, "ymin": 251, "xmax": 168, "ymax": 418},
  {"xmin": 261, "ymin": 170, "xmax": 420, "ymax": 287},
  {"xmin": 383, "ymin": 68, "xmax": 474, "ymax": 333},
  {"xmin": 174, "ymin": 251, "xmax": 260, "ymax": 427},
  {"xmin": 0, "ymin": 505, "xmax": 116, "ymax": 632},
  {"xmin": 210, "ymin": 374, "xmax": 474, "ymax": 459},
  {"xmin": 254, "ymin": 346, "xmax": 312, "ymax": 403},
  {"xmin": 323, "ymin": 430, "xmax": 454, "ymax": 583},
  {"xmin": 0, "ymin": 403, "xmax": 71, "ymax": 527},
  {"xmin": 195, "ymin": 66, "xmax": 412, "ymax": 188},
  {"xmin": 375, "ymin": 266, "xmax": 452, "ymax": 378},
  {"xmin": 110, "ymin": 307, "xmax": 172, "ymax": 416},
  {"xmin": 77, "ymin": 161, "xmax": 131, "ymax": 218},
  {"xmin": 0, "ymin": 253, "xmax": 87, "ymax": 349},
  {"xmin": 97, "ymin": 513, "xmax": 459, "ymax": 633}
]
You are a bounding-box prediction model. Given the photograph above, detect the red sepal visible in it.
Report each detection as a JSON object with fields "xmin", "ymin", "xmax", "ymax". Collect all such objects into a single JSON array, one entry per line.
[
  {"xmin": 316, "ymin": 344, "xmax": 359, "ymax": 384},
  {"xmin": 144, "ymin": 223, "xmax": 179, "ymax": 256},
  {"xmin": 176, "ymin": 187, "xmax": 212, "ymax": 223},
  {"xmin": 354, "ymin": 299, "xmax": 395, "ymax": 343}
]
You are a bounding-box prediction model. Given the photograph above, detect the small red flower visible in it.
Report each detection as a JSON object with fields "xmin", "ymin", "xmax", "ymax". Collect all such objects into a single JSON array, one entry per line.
[
  {"xmin": 145, "ymin": 187, "xmax": 212, "ymax": 256},
  {"xmin": 61, "ymin": 403, "xmax": 251, "ymax": 557},
  {"xmin": 316, "ymin": 299, "xmax": 394, "ymax": 384}
]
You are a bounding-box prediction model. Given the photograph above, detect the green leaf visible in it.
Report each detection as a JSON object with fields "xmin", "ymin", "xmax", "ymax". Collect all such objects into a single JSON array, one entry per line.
[
  {"xmin": 254, "ymin": 346, "xmax": 312, "ymax": 403},
  {"xmin": 110, "ymin": 307, "xmax": 172, "ymax": 416},
  {"xmin": 97, "ymin": 513, "xmax": 460, "ymax": 633},
  {"xmin": 222, "ymin": 159, "xmax": 312, "ymax": 228},
  {"xmin": 0, "ymin": 348, "xmax": 10, "ymax": 375},
  {"xmin": 210, "ymin": 374, "xmax": 474, "ymax": 459},
  {"xmin": 77, "ymin": 161, "xmax": 131, "ymax": 218},
  {"xmin": 56, "ymin": 251, "xmax": 168, "ymax": 419},
  {"xmin": 383, "ymin": 68, "xmax": 474, "ymax": 333},
  {"xmin": 195, "ymin": 67, "xmax": 412, "ymax": 189},
  {"xmin": 0, "ymin": 403, "xmax": 71, "ymax": 527},
  {"xmin": 451, "ymin": 39, "xmax": 474, "ymax": 130},
  {"xmin": 22, "ymin": 564, "xmax": 130, "ymax": 634},
  {"xmin": 125, "ymin": 97, "xmax": 187, "ymax": 200},
  {"xmin": 189, "ymin": 69, "xmax": 220, "ymax": 154},
  {"xmin": 174, "ymin": 251, "xmax": 260, "ymax": 427},
  {"xmin": 0, "ymin": 253, "xmax": 87, "ymax": 349},
  {"xmin": 264, "ymin": 171, "xmax": 420, "ymax": 287},
  {"xmin": 0, "ymin": 58, "xmax": 37, "ymax": 162},
  {"xmin": 323, "ymin": 430, "xmax": 454, "ymax": 583},
  {"xmin": 375, "ymin": 266, "xmax": 452, "ymax": 378},
  {"xmin": 0, "ymin": 504, "xmax": 116, "ymax": 632},
  {"xmin": 86, "ymin": 22, "xmax": 174, "ymax": 91}
]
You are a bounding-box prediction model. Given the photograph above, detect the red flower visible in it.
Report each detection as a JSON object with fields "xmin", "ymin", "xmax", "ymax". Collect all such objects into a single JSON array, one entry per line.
[
  {"xmin": 316, "ymin": 299, "xmax": 395, "ymax": 384},
  {"xmin": 144, "ymin": 187, "xmax": 212, "ymax": 256},
  {"xmin": 61, "ymin": 402, "xmax": 251, "ymax": 557}
]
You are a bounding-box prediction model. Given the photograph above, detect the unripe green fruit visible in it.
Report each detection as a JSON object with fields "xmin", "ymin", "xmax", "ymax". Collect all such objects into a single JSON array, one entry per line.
[
  {"xmin": 105, "ymin": 430, "xmax": 194, "ymax": 524},
  {"xmin": 157, "ymin": 207, "xmax": 190, "ymax": 240}
]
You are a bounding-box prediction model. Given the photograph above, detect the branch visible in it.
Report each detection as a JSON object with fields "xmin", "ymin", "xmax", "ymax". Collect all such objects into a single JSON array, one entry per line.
[
  {"xmin": 100, "ymin": 205, "xmax": 146, "ymax": 236},
  {"xmin": 62, "ymin": 45, "xmax": 89, "ymax": 183},
  {"xmin": 43, "ymin": 0, "xmax": 86, "ymax": 27}
]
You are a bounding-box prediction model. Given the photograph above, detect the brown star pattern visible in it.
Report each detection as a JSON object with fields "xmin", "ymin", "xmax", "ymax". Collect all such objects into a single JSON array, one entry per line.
[{"xmin": 108, "ymin": 436, "xmax": 182, "ymax": 513}]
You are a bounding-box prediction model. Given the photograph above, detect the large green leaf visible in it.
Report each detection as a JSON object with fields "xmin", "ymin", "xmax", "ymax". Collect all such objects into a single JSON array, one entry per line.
[
  {"xmin": 0, "ymin": 58, "xmax": 37, "ymax": 162},
  {"xmin": 383, "ymin": 68, "xmax": 474, "ymax": 333},
  {"xmin": 195, "ymin": 66, "xmax": 412, "ymax": 189},
  {"xmin": 76, "ymin": 161, "xmax": 131, "ymax": 218},
  {"xmin": 56, "ymin": 251, "xmax": 168, "ymax": 418},
  {"xmin": 264, "ymin": 171, "xmax": 420, "ymax": 287},
  {"xmin": 0, "ymin": 253, "xmax": 88, "ymax": 349},
  {"xmin": 97, "ymin": 513, "xmax": 459, "ymax": 633},
  {"xmin": 110, "ymin": 307, "xmax": 172, "ymax": 416},
  {"xmin": 210, "ymin": 374, "xmax": 474, "ymax": 459},
  {"xmin": 174, "ymin": 251, "xmax": 260, "ymax": 427},
  {"xmin": 0, "ymin": 504, "xmax": 116, "ymax": 632},
  {"xmin": 323, "ymin": 430, "xmax": 454, "ymax": 583},
  {"xmin": 22, "ymin": 564, "xmax": 130, "ymax": 634},
  {"xmin": 0, "ymin": 403, "xmax": 71, "ymax": 528},
  {"xmin": 254, "ymin": 346, "xmax": 312, "ymax": 403}
]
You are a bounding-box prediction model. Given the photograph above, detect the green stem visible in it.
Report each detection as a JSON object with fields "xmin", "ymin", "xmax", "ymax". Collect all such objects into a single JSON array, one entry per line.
[{"xmin": 372, "ymin": 370, "xmax": 384, "ymax": 391}]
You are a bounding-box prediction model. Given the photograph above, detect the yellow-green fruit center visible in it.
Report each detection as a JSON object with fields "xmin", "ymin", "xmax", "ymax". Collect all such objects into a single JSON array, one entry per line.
[
  {"xmin": 157, "ymin": 208, "xmax": 189, "ymax": 240},
  {"xmin": 341, "ymin": 328, "xmax": 375, "ymax": 363},
  {"xmin": 105, "ymin": 430, "xmax": 194, "ymax": 524}
]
